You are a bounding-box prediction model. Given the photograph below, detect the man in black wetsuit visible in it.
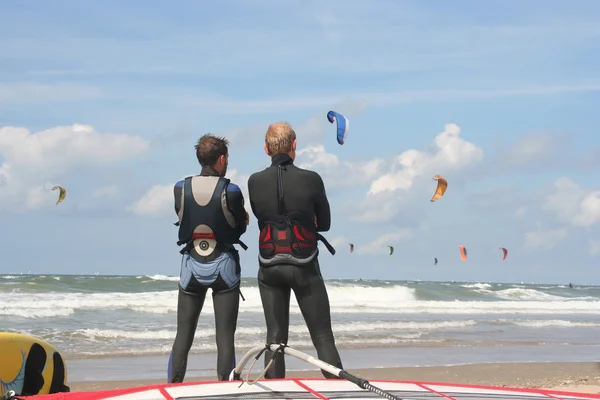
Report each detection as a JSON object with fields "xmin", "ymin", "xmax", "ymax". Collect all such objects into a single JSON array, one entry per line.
[
  {"xmin": 247, "ymin": 122, "xmax": 343, "ymax": 379},
  {"xmin": 168, "ymin": 134, "xmax": 248, "ymax": 383}
]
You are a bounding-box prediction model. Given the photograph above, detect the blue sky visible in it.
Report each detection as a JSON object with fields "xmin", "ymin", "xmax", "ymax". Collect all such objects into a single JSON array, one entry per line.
[{"xmin": 1, "ymin": 0, "xmax": 599, "ymax": 284}]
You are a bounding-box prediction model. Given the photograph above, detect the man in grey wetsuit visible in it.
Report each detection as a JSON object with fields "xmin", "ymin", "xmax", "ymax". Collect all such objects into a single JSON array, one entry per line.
[
  {"xmin": 168, "ymin": 134, "xmax": 248, "ymax": 383},
  {"xmin": 247, "ymin": 122, "xmax": 343, "ymax": 379}
]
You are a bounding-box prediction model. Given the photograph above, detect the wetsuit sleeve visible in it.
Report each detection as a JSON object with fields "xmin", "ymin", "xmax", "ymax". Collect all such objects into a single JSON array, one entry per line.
[
  {"xmin": 174, "ymin": 180, "xmax": 184, "ymax": 215},
  {"xmin": 226, "ymin": 183, "xmax": 247, "ymax": 236},
  {"xmin": 313, "ymin": 173, "xmax": 331, "ymax": 232},
  {"xmin": 247, "ymin": 174, "xmax": 258, "ymax": 219}
]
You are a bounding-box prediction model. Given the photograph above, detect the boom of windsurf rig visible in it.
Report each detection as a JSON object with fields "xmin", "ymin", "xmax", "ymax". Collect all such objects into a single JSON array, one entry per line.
[{"xmin": 230, "ymin": 343, "xmax": 403, "ymax": 400}]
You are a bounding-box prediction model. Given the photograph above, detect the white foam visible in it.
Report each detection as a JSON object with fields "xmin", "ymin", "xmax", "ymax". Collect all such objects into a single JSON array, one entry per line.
[
  {"xmin": 71, "ymin": 319, "xmax": 475, "ymax": 342},
  {"xmin": 493, "ymin": 288, "xmax": 566, "ymax": 301},
  {"xmin": 1, "ymin": 285, "xmax": 599, "ymax": 319},
  {"xmin": 461, "ymin": 283, "xmax": 492, "ymax": 290},
  {"xmin": 67, "ymin": 336, "xmax": 433, "ymax": 358},
  {"xmin": 510, "ymin": 319, "xmax": 600, "ymax": 328},
  {"xmin": 143, "ymin": 275, "xmax": 179, "ymax": 282}
]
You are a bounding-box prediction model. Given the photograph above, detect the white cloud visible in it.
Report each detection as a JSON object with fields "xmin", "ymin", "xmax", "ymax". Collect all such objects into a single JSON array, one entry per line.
[
  {"xmin": 296, "ymin": 145, "xmax": 383, "ymax": 188},
  {"xmin": 350, "ymin": 191, "xmax": 399, "ymax": 223},
  {"xmin": 226, "ymin": 169, "xmax": 251, "ymax": 215},
  {"xmin": 0, "ymin": 124, "xmax": 149, "ymax": 211},
  {"xmin": 355, "ymin": 230, "xmax": 413, "ymax": 254},
  {"xmin": 368, "ymin": 123, "xmax": 483, "ymax": 195},
  {"xmin": 542, "ymin": 177, "xmax": 600, "ymax": 227},
  {"xmin": 524, "ymin": 228, "xmax": 567, "ymax": 250},
  {"xmin": 128, "ymin": 184, "xmax": 172, "ymax": 216},
  {"xmin": 346, "ymin": 123, "xmax": 483, "ymax": 223}
]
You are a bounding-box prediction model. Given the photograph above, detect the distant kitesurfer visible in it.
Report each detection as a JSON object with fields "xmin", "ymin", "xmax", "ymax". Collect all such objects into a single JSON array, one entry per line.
[
  {"xmin": 569, "ymin": 282, "xmax": 573, "ymax": 289},
  {"xmin": 169, "ymin": 134, "xmax": 248, "ymax": 383},
  {"xmin": 247, "ymin": 121, "xmax": 343, "ymax": 379}
]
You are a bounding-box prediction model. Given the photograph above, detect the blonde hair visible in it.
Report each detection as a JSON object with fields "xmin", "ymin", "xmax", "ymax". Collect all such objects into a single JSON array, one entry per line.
[{"xmin": 265, "ymin": 122, "xmax": 296, "ymax": 155}]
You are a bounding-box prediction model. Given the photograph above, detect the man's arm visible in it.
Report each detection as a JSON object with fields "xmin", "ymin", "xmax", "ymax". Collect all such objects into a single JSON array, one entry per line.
[
  {"xmin": 312, "ymin": 172, "xmax": 331, "ymax": 232},
  {"xmin": 247, "ymin": 174, "xmax": 258, "ymax": 220},
  {"xmin": 226, "ymin": 182, "xmax": 247, "ymax": 237},
  {"xmin": 174, "ymin": 180, "xmax": 184, "ymax": 216}
]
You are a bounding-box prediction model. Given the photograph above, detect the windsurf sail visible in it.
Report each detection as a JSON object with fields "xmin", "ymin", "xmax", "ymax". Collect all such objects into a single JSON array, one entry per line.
[
  {"xmin": 327, "ymin": 111, "xmax": 349, "ymax": 145},
  {"xmin": 434, "ymin": 257, "xmax": 438, "ymax": 265},
  {"xmin": 430, "ymin": 175, "xmax": 447, "ymax": 202},
  {"xmin": 349, "ymin": 243, "xmax": 354, "ymax": 253},
  {"xmin": 499, "ymin": 247, "xmax": 508, "ymax": 261},
  {"xmin": 388, "ymin": 245, "xmax": 394, "ymax": 256}
]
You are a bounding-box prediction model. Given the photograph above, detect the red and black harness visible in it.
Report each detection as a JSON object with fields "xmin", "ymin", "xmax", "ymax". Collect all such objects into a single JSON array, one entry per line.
[{"xmin": 258, "ymin": 162, "xmax": 335, "ymax": 265}]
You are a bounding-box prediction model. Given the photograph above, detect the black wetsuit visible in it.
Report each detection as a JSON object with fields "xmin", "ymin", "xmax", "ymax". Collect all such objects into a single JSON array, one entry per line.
[
  {"xmin": 248, "ymin": 153, "xmax": 343, "ymax": 379},
  {"xmin": 168, "ymin": 166, "xmax": 247, "ymax": 383}
]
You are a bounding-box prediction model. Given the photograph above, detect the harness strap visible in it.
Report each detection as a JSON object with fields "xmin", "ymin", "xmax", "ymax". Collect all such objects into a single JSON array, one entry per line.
[
  {"xmin": 274, "ymin": 160, "xmax": 335, "ymax": 256},
  {"xmin": 192, "ymin": 232, "xmax": 215, "ymax": 240}
]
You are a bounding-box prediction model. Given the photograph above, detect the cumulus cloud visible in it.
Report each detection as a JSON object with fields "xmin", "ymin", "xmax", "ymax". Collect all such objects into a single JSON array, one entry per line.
[
  {"xmin": 129, "ymin": 169, "xmax": 250, "ymax": 217},
  {"xmin": 368, "ymin": 123, "xmax": 483, "ymax": 195},
  {"xmin": 346, "ymin": 123, "xmax": 483, "ymax": 223},
  {"xmin": 0, "ymin": 124, "xmax": 149, "ymax": 210},
  {"xmin": 524, "ymin": 228, "xmax": 567, "ymax": 250},
  {"xmin": 227, "ymin": 169, "xmax": 251, "ymax": 215},
  {"xmin": 355, "ymin": 230, "xmax": 413, "ymax": 254},
  {"xmin": 128, "ymin": 184, "xmax": 173, "ymax": 216},
  {"xmin": 542, "ymin": 177, "xmax": 600, "ymax": 227},
  {"xmin": 296, "ymin": 145, "xmax": 383, "ymax": 188}
]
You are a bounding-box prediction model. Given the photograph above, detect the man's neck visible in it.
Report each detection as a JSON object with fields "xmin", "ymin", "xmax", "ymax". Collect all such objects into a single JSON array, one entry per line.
[
  {"xmin": 200, "ymin": 165, "xmax": 221, "ymax": 176},
  {"xmin": 270, "ymin": 153, "xmax": 293, "ymax": 166}
]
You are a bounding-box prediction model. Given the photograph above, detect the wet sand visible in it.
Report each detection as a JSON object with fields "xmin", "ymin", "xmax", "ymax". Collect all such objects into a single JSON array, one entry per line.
[{"xmin": 69, "ymin": 361, "xmax": 600, "ymax": 394}]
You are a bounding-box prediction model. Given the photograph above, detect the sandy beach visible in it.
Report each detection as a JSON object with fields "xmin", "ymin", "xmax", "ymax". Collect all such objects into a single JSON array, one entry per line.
[{"xmin": 69, "ymin": 361, "xmax": 600, "ymax": 394}]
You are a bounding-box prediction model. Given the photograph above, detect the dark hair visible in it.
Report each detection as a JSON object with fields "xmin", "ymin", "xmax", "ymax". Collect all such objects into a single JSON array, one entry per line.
[{"xmin": 195, "ymin": 133, "xmax": 229, "ymax": 166}]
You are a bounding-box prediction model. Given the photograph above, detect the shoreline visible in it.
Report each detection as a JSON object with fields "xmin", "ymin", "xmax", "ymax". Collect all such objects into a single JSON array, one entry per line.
[{"xmin": 69, "ymin": 361, "xmax": 600, "ymax": 394}]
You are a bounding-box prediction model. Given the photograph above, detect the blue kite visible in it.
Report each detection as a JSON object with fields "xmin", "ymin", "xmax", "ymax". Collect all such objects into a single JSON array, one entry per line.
[{"xmin": 327, "ymin": 111, "xmax": 349, "ymax": 145}]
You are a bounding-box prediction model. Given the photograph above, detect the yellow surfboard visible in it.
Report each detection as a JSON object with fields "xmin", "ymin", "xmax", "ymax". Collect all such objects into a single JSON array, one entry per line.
[{"xmin": 0, "ymin": 332, "xmax": 69, "ymax": 396}]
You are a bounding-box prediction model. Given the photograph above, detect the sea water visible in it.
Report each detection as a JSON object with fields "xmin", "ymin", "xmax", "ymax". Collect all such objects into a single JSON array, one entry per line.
[{"xmin": 1, "ymin": 275, "xmax": 599, "ymax": 381}]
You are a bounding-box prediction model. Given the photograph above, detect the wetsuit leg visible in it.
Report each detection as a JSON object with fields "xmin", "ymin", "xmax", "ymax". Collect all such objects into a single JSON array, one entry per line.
[
  {"xmin": 257, "ymin": 267, "xmax": 291, "ymax": 379},
  {"xmin": 292, "ymin": 258, "xmax": 343, "ymax": 379},
  {"xmin": 169, "ymin": 285, "xmax": 208, "ymax": 383},
  {"xmin": 212, "ymin": 282, "xmax": 240, "ymax": 380}
]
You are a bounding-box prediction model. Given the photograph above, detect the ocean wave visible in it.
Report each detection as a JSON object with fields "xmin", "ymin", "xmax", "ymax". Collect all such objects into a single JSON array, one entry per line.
[
  {"xmin": 140, "ymin": 275, "xmax": 179, "ymax": 282},
  {"xmin": 70, "ymin": 320, "xmax": 475, "ymax": 341},
  {"xmin": 506, "ymin": 319, "xmax": 600, "ymax": 328},
  {"xmin": 2, "ymin": 286, "xmax": 599, "ymax": 319},
  {"xmin": 461, "ymin": 283, "xmax": 492, "ymax": 290},
  {"xmin": 492, "ymin": 288, "xmax": 567, "ymax": 301}
]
